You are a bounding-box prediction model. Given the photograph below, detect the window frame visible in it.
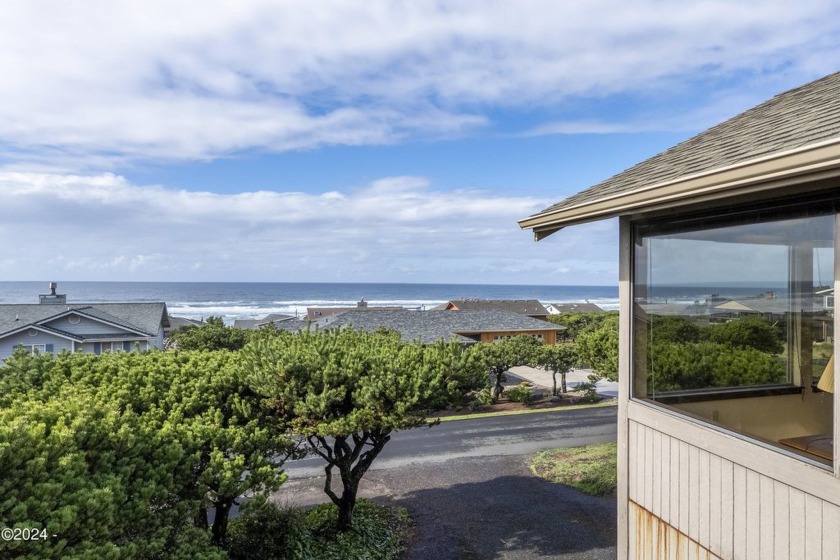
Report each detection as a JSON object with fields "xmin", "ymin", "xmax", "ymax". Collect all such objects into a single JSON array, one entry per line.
[{"xmin": 629, "ymin": 194, "xmax": 839, "ymax": 467}]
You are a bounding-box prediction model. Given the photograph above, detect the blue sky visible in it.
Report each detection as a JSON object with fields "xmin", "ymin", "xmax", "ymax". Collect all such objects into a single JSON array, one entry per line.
[{"xmin": 1, "ymin": 1, "xmax": 838, "ymax": 285}]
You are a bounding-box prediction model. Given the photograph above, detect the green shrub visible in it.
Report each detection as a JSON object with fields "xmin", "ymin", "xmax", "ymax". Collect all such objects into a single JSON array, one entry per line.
[
  {"xmin": 573, "ymin": 380, "xmax": 601, "ymax": 403},
  {"xmin": 504, "ymin": 384, "xmax": 533, "ymax": 403},
  {"xmin": 306, "ymin": 500, "xmax": 411, "ymax": 560},
  {"xmin": 227, "ymin": 496, "xmax": 312, "ymax": 560},
  {"xmin": 472, "ymin": 386, "xmax": 494, "ymax": 406},
  {"xmin": 228, "ymin": 499, "xmax": 411, "ymax": 560}
]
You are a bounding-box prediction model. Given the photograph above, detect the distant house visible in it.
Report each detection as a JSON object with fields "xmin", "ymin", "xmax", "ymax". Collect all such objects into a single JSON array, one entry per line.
[
  {"xmin": 545, "ymin": 302, "xmax": 604, "ymax": 315},
  {"xmin": 165, "ymin": 316, "xmax": 204, "ymax": 337},
  {"xmin": 320, "ymin": 309, "xmax": 564, "ymax": 345},
  {"xmin": 435, "ymin": 299, "xmax": 549, "ymax": 320},
  {"xmin": 233, "ymin": 313, "xmax": 298, "ymax": 330},
  {"xmin": 306, "ymin": 298, "xmax": 405, "ymax": 321},
  {"xmin": 713, "ymin": 297, "xmax": 805, "ymax": 322},
  {"xmin": 0, "ymin": 284, "xmax": 169, "ymax": 363},
  {"xmin": 519, "ymin": 72, "xmax": 840, "ymax": 558}
]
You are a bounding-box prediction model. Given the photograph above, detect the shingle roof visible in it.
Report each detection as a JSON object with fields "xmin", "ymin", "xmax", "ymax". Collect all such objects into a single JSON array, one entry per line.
[
  {"xmin": 443, "ymin": 299, "xmax": 549, "ymax": 316},
  {"xmin": 0, "ymin": 303, "xmax": 168, "ymax": 337},
  {"xmin": 532, "ymin": 71, "xmax": 840, "ymax": 220},
  {"xmin": 233, "ymin": 314, "xmax": 297, "ymax": 330},
  {"xmin": 550, "ymin": 302, "xmax": 604, "ymax": 314},
  {"xmin": 324, "ymin": 309, "xmax": 563, "ymax": 344}
]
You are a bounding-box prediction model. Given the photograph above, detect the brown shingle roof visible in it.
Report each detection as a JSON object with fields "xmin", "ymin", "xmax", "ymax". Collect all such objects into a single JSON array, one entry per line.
[{"xmin": 530, "ymin": 71, "xmax": 840, "ymax": 220}]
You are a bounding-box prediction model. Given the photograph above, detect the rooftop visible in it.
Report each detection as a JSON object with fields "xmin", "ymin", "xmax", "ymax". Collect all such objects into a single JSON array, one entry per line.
[
  {"xmin": 0, "ymin": 302, "xmax": 169, "ymax": 337},
  {"xmin": 323, "ymin": 309, "xmax": 563, "ymax": 344}
]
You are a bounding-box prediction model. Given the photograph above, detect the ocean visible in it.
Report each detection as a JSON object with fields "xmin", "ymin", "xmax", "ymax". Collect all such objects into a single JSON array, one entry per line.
[{"xmin": 0, "ymin": 281, "xmax": 619, "ymax": 323}]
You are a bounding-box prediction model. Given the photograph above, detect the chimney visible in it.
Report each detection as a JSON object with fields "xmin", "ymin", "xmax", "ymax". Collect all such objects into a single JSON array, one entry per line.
[{"xmin": 39, "ymin": 282, "xmax": 67, "ymax": 305}]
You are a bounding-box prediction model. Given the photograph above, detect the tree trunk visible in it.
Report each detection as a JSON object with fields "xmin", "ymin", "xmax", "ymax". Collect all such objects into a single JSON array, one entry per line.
[
  {"xmin": 211, "ymin": 497, "xmax": 234, "ymax": 546},
  {"xmin": 552, "ymin": 371, "xmax": 558, "ymax": 396},
  {"xmin": 560, "ymin": 371, "xmax": 567, "ymax": 394},
  {"xmin": 313, "ymin": 430, "xmax": 391, "ymax": 533},
  {"xmin": 336, "ymin": 481, "xmax": 358, "ymax": 532},
  {"xmin": 492, "ymin": 369, "xmax": 506, "ymax": 401}
]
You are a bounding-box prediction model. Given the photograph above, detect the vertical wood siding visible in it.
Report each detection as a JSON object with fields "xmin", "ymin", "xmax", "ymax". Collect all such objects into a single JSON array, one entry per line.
[{"xmin": 628, "ymin": 420, "xmax": 840, "ymax": 559}]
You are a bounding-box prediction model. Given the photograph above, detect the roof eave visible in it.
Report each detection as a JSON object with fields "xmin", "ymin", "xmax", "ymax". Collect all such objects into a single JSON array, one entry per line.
[{"xmin": 519, "ymin": 137, "xmax": 840, "ymax": 238}]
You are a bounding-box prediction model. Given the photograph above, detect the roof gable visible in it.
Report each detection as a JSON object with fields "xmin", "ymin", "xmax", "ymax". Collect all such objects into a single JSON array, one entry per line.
[{"xmin": 0, "ymin": 302, "xmax": 168, "ymax": 337}]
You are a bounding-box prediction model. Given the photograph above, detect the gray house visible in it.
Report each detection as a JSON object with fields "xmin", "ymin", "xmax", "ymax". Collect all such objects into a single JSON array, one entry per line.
[
  {"xmin": 520, "ymin": 72, "xmax": 840, "ymax": 558},
  {"xmin": 0, "ymin": 285, "xmax": 169, "ymax": 363}
]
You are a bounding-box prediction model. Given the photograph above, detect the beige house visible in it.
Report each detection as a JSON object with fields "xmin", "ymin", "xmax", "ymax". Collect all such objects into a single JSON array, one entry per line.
[{"xmin": 520, "ymin": 72, "xmax": 840, "ymax": 559}]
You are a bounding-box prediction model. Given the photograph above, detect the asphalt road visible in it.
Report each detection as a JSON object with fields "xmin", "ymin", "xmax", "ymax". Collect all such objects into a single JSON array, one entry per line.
[
  {"xmin": 274, "ymin": 406, "xmax": 618, "ymax": 559},
  {"xmin": 283, "ymin": 405, "xmax": 618, "ymax": 478}
]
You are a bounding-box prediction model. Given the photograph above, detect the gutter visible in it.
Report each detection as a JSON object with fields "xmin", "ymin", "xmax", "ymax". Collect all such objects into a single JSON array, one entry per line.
[{"xmin": 518, "ymin": 137, "xmax": 840, "ymax": 240}]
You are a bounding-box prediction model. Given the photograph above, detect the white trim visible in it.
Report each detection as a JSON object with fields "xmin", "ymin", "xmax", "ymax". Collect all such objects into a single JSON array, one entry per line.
[
  {"xmin": 0, "ymin": 324, "xmax": 82, "ymax": 343},
  {"xmin": 834, "ymin": 213, "xmax": 840, "ymax": 479},
  {"xmin": 617, "ymin": 215, "xmax": 632, "ymax": 559},
  {"xmin": 19, "ymin": 343, "xmax": 47, "ymax": 354},
  {"xmin": 520, "ymin": 139, "xmax": 840, "ymax": 233}
]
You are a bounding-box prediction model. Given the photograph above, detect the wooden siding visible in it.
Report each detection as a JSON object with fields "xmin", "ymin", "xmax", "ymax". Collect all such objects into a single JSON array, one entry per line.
[
  {"xmin": 630, "ymin": 501, "xmax": 722, "ymax": 560},
  {"xmin": 627, "ymin": 418, "xmax": 840, "ymax": 559}
]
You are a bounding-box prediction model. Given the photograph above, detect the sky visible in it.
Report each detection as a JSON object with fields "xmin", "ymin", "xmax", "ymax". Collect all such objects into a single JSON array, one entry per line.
[{"xmin": 1, "ymin": 1, "xmax": 839, "ymax": 285}]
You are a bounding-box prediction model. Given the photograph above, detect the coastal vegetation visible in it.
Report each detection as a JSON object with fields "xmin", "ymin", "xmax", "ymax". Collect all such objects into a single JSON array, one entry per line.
[
  {"xmin": 478, "ymin": 334, "xmax": 543, "ymax": 401},
  {"xmin": 533, "ymin": 343, "xmax": 578, "ymax": 396},
  {"xmin": 0, "ymin": 328, "xmax": 483, "ymax": 558},
  {"xmin": 547, "ymin": 311, "xmax": 786, "ymax": 392},
  {"xmin": 227, "ymin": 497, "xmax": 411, "ymax": 560},
  {"xmin": 574, "ymin": 313, "xmax": 620, "ymax": 381},
  {"xmin": 169, "ymin": 315, "xmax": 251, "ymax": 351},
  {"xmin": 241, "ymin": 328, "xmax": 485, "ymax": 531}
]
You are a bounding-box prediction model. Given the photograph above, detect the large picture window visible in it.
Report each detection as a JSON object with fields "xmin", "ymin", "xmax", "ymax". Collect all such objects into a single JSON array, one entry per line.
[{"xmin": 633, "ymin": 200, "xmax": 836, "ymax": 466}]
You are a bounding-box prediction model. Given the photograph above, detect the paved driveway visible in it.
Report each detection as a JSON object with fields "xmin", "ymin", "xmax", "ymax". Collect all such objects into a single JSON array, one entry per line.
[{"xmin": 274, "ymin": 409, "xmax": 617, "ymax": 559}]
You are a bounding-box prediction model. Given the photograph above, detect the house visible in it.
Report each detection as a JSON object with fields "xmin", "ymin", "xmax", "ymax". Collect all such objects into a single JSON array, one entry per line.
[
  {"xmin": 435, "ymin": 299, "xmax": 550, "ymax": 320},
  {"xmin": 519, "ymin": 72, "xmax": 840, "ymax": 559},
  {"xmin": 0, "ymin": 284, "xmax": 169, "ymax": 363},
  {"xmin": 306, "ymin": 298, "xmax": 405, "ymax": 321},
  {"xmin": 545, "ymin": 302, "xmax": 604, "ymax": 315},
  {"xmin": 165, "ymin": 315, "xmax": 204, "ymax": 337},
  {"xmin": 233, "ymin": 313, "xmax": 298, "ymax": 330},
  {"xmin": 302, "ymin": 309, "xmax": 564, "ymax": 345}
]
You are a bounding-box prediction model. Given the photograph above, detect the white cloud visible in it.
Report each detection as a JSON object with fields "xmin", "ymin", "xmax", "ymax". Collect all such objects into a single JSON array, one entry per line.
[
  {"xmin": 0, "ymin": 171, "xmax": 617, "ymax": 283},
  {"xmin": 0, "ymin": 0, "xmax": 837, "ymax": 166}
]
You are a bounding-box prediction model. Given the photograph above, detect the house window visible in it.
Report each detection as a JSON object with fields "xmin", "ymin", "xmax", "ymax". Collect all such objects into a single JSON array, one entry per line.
[
  {"xmin": 20, "ymin": 344, "xmax": 48, "ymax": 355},
  {"xmin": 103, "ymin": 341, "xmax": 125, "ymax": 353},
  {"xmin": 633, "ymin": 198, "xmax": 836, "ymax": 466}
]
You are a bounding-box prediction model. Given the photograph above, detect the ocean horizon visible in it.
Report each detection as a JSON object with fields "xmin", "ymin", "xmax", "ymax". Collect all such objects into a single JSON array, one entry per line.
[{"xmin": 0, "ymin": 281, "xmax": 620, "ymax": 323}]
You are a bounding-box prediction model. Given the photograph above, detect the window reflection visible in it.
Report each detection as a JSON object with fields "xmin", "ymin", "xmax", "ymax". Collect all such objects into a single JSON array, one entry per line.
[{"xmin": 633, "ymin": 208, "xmax": 834, "ymax": 465}]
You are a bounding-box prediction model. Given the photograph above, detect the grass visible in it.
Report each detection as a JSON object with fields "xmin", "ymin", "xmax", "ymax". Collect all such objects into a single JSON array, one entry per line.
[{"xmin": 530, "ymin": 441, "xmax": 617, "ymax": 496}]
